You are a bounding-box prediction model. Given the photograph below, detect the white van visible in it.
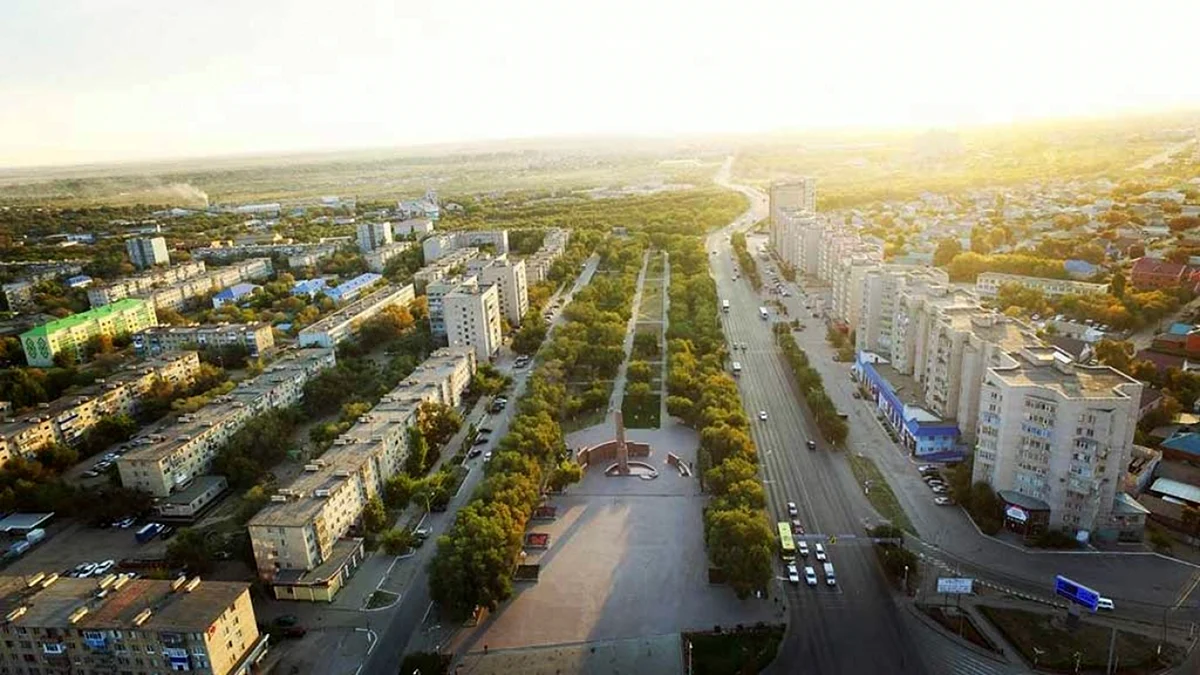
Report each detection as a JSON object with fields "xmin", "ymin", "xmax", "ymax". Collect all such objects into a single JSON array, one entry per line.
[{"xmin": 823, "ymin": 562, "xmax": 836, "ymax": 586}]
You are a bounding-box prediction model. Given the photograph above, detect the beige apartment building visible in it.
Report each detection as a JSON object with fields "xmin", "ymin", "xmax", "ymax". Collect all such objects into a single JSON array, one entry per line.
[
  {"xmin": 87, "ymin": 261, "xmax": 208, "ymax": 308},
  {"xmin": 0, "ymin": 574, "xmax": 266, "ymax": 675},
  {"xmin": 413, "ymin": 247, "xmax": 481, "ymax": 287},
  {"xmin": 473, "ymin": 257, "xmax": 529, "ymax": 326},
  {"xmin": 249, "ymin": 348, "xmax": 475, "ymax": 601},
  {"xmin": 769, "ymin": 178, "xmax": 817, "ymax": 225},
  {"xmin": 524, "ymin": 228, "xmax": 570, "ymax": 283},
  {"xmin": 117, "ymin": 348, "xmax": 336, "ymax": 496},
  {"xmin": 0, "ymin": 352, "xmax": 200, "ymax": 465},
  {"xmin": 297, "ymin": 284, "xmax": 415, "ymax": 348},
  {"xmin": 444, "ymin": 282, "xmax": 502, "ymax": 361},
  {"xmin": 974, "ymin": 346, "xmax": 1142, "ymax": 533},
  {"xmin": 975, "ymin": 272, "xmax": 1108, "ymax": 301},
  {"xmin": 133, "ymin": 323, "xmax": 275, "ymax": 358}
]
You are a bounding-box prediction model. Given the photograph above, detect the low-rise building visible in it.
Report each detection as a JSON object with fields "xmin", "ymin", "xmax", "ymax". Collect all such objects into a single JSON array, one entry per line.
[
  {"xmin": 298, "ymin": 285, "xmax": 415, "ymax": 348},
  {"xmin": 192, "ymin": 241, "xmax": 339, "ymax": 268},
  {"xmin": 325, "ymin": 273, "xmax": 383, "ymax": 303},
  {"xmin": 87, "ymin": 261, "xmax": 208, "ymax": 308},
  {"xmin": 855, "ymin": 352, "xmax": 962, "ymax": 460},
  {"xmin": 0, "ymin": 281, "xmax": 36, "ymax": 313},
  {"xmin": 211, "ymin": 283, "xmax": 261, "ymax": 308},
  {"xmin": 248, "ymin": 347, "xmax": 474, "ymax": 601},
  {"xmin": 363, "ymin": 242, "xmax": 413, "ymax": 273},
  {"xmin": 0, "ymin": 352, "xmax": 200, "ymax": 464},
  {"xmin": 0, "ymin": 575, "xmax": 267, "ymax": 675},
  {"xmin": 133, "ymin": 323, "xmax": 275, "ymax": 358},
  {"xmin": 391, "ymin": 218, "xmax": 434, "ymax": 238},
  {"xmin": 290, "ymin": 278, "xmax": 328, "ymax": 298},
  {"xmin": 1131, "ymin": 257, "xmax": 1188, "ymax": 289},
  {"xmin": 20, "ymin": 299, "xmax": 158, "ymax": 367},
  {"xmin": 92, "ymin": 259, "xmax": 273, "ymax": 313},
  {"xmin": 975, "ymin": 272, "xmax": 1108, "ymax": 300},
  {"xmin": 117, "ymin": 348, "xmax": 336, "ymax": 496},
  {"xmin": 156, "ymin": 475, "xmax": 230, "ymax": 520}
]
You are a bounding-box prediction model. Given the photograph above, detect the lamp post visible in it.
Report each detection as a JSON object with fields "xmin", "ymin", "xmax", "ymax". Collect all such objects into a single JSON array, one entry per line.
[{"xmin": 903, "ymin": 565, "xmax": 909, "ymax": 595}]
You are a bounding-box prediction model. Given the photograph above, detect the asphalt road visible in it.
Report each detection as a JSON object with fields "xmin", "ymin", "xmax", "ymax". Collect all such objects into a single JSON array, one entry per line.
[
  {"xmin": 361, "ymin": 254, "xmax": 602, "ymax": 675},
  {"xmin": 707, "ymin": 181, "xmax": 929, "ymax": 674}
]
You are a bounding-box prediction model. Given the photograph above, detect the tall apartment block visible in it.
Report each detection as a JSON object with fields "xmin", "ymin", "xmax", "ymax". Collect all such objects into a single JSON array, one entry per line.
[
  {"xmin": 444, "ymin": 282, "xmax": 502, "ymax": 361},
  {"xmin": 0, "ymin": 352, "xmax": 200, "ymax": 465},
  {"xmin": 524, "ymin": 228, "xmax": 570, "ymax": 283},
  {"xmin": 472, "ymin": 257, "xmax": 529, "ymax": 326},
  {"xmin": 126, "ymin": 236, "xmax": 170, "ymax": 270},
  {"xmin": 422, "ymin": 230, "xmax": 509, "ymax": 263},
  {"xmin": 974, "ymin": 346, "xmax": 1141, "ymax": 533},
  {"xmin": 249, "ymin": 347, "xmax": 476, "ymax": 601},
  {"xmin": 117, "ymin": 348, "xmax": 336, "ymax": 496},
  {"xmin": 20, "ymin": 299, "xmax": 158, "ymax": 367},
  {"xmin": 0, "ymin": 574, "xmax": 266, "ymax": 675},
  {"xmin": 356, "ymin": 222, "xmax": 394, "ymax": 253},
  {"xmin": 769, "ymin": 178, "xmax": 816, "ymax": 225}
]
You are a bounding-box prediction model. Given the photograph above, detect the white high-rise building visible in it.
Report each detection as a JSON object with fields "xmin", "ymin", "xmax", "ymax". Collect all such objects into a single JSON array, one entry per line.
[
  {"xmin": 974, "ymin": 346, "xmax": 1141, "ymax": 533},
  {"xmin": 357, "ymin": 222, "xmax": 394, "ymax": 253},
  {"xmin": 444, "ymin": 282, "xmax": 502, "ymax": 361},
  {"xmin": 126, "ymin": 236, "xmax": 170, "ymax": 269},
  {"xmin": 769, "ymin": 179, "xmax": 817, "ymax": 225},
  {"xmin": 475, "ymin": 258, "xmax": 528, "ymax": 326}
]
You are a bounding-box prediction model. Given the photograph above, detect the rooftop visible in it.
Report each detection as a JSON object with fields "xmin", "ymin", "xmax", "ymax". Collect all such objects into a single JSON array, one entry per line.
[
  {"xmin": 21, "ymin": 298, "xmax": 150, "ymax": 338},
  {"xmin": 300, "ymin": 284, "xmax": 413, "ymax": 335},
  {"xmin": 1150, "ymin": 477, "xmax": 1200, "ymax": 506},
  {"xmin": 0, "ymin": 576, "xmax": 247, "ymax": 633},
  {"xmin": 991, "ymin": 348, "xmax": 1140, "ymax": 399}
]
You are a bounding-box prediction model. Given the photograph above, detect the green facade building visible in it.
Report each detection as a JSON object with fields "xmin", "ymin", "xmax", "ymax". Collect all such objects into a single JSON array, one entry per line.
[{"xmin": 19, "ymin": 298, "xmax": 158, "ymax": 367}]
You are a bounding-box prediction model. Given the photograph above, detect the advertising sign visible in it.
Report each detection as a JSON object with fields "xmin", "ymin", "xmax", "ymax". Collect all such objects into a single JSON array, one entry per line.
[
  {"xmin": 1005, "ymin": 505, "xmax": 1028, "ymax": 522},
  {"xmin": 936, "ymin": 577, "xmax": 974, "ymax": 595},
  {"xmin": 1054, "ymin": 575, "xmax": 1100, "ymax": 611}
]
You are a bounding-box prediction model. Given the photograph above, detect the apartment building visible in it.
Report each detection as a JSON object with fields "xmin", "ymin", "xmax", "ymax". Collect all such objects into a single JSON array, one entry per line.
[
  {"xmin": 286, "ymin": 244, "xmax": 339, "ymax": 269},
  {"xmin": 524, "ymin": 228, "xmax": 571, "ymax": 284},
  {"xmin": 298, "ymin": 284, "xmax": 415, "ymax": 348},
  {"xmin": 363, "ymin": 242, "xmax": 413, "ymax": 273},
  {"xmin": 325, "ymin": 273, "xmax": 383, "ymax": 304},
  {"xmin": 191, "ymin": 241, "xmax": 338, "ymax": 267},
  {"xmin": 472, "ymin": 257, "xmax": 528, "ymax": 326},
  {"xmin": 769, "ymin": 178, "xmax": 817, "ymax": 225},
  {"xmin": 0, "ymin": 352, "xmax": 200, "ymax": 464},
  {"xmin": 425, "ymin": 278, "xmax": 465, "ymax": 337},
  {"xmin": 249, "ymin": 347, "xmax": 475, "ymax": 601},
  {"xmin": 856, "ymin": 266, "xmax": 947, "ymax": 359},
  {"xmin": 1131, "ymin": 257, "xmax": 1188, "ymax": 289},
  {"xmin": 1, "ymin": 281, "xmax": 35, "ymax": 313},
  {"xmin": 444, "ymin": 282, "xmax": 502, "ymax": 360},
  {"xmin": 356, "ymin": 222, "xmax": 394, "ymax": 253},
  {"xmin": 391, "ymin": 218, "xmax": 434, "ymax": 238},
  {"xmin": 975, "ymin": 272, "xmax": 1108, "ymax": 300},
  {"xmin": 87, "ymin": 261, "xmax": 208, "ymax": 308},
  {"xmin": 133, "ymin": 323, "xmax": 275, "ymax": 358},
  {"xmin": 20, "ymin": 299, "xmax": 159, "ymax": 367},
  {"xmin": 413, "ymin": 247, "xmax": 481, "ymax": 287},
  {"xmin": 126, "ymin": 236, "xmax": 170, "ymax": 269},
  {"xmin": 117, "ymin": 348, "xmax": 336, "ymax": 496},
  {"xmin": 422, "ymin": 230, "xmax": 508, "ymax": 263},
  {"xmin": 770, "ymin": 210, "xmax": 823, "ymax": 275},
  {"xmin": 93, "ymin": 259, "xmax": 274, "ymax": 313},
  {"xmin": 974, "ymin": 346, "xmax": 1141, "ymax": 534},
  {"xmin": 0, "ymin": 574, "xmax": 266, "ymax": 675}
]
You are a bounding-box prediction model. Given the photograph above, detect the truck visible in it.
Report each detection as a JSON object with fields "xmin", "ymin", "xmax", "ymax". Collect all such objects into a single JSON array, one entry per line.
[
  {"xmin": 759, "ymin": 307, "xmax": 769, "ymax": 320},
  {"xmin": 721, "ymin": 299, "xmax": 730, "ymax": 313},
  {"xmin": 25, "ymin": 529, "xmax": 45, "ymax": 545},
  {"xmin": 134, "ymin": 523, "xmax": 163, "ymax": 544},
  {"xmin": 731, "ymin": 361, "xmax": 742, "ymax": 375}
]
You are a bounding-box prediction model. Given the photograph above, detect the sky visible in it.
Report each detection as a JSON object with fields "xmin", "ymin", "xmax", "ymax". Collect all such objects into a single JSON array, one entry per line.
[{"xmin": 2, "ymin": 0, "xmax": 1199, "ymax": 167}]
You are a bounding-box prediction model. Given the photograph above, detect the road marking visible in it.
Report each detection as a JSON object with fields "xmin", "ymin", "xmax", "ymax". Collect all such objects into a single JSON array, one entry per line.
[{"xmin": 1174, "ymin": 569, "xmax": 1200, "ymax": 609}]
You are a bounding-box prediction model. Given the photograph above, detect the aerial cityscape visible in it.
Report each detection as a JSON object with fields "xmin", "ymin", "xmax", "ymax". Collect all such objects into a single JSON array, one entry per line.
[{"xmin": 3, "ymin": 2, "xmax": 1200, "ymax": 675}]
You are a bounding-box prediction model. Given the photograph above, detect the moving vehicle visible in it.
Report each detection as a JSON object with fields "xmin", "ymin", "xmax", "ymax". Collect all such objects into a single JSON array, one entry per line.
[
  {"xmin": 934, "ymin": 496, "xmax": 955, "ymax": 506},
  {"xmin": 798, "ymin": 541, "xmax": 810, "ymax": 558},
  {"xmin": 722, "ymin": 299, "xmax": 730, "ymax": 313},
  {"xmin": 787, "ymin": 501, "xmax": 798, "ymax": 517},
  {"xmin": 814, "ymin": 542, "xmax": 827, "ymax": 561},
  {"xmin": 777, "ymin": 522, "xmax": 796, "ymax": 561},
  {"xmin": 806, "ymin": 439, "xmax": 817, "ymax": 451},
  {"xmin": 731, "ymin": 361, "xmax": 742, "ymax": 376},
  {"xmin": 759, "ymin": 410, "xmax": 768, "ymax": 421},
  {"xmin": 787, "ymin": 563, "xmax": 800, "ymax": 584},
  {"xmin": 823, "ymin": 562, "xmax": 837, "ymax": 586},
  {"xmin": 759, "ymin": 307, "xmax": 769, "ymax": 320},
  {"xmin": 804, "ymin": 566, "xmax": 818, "ymax": 586},
  {"xmin": 1097, "ymin": 597, "xmax": 1115, "ymax": 611},
  {"xmin": 135, "ymin": 523, "xmax": 163, "ymax": 544}
]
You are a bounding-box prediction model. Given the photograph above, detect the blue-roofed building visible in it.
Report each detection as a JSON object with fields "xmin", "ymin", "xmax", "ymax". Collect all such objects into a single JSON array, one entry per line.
[
  {"xmin": 1064, "ymin": 259, "xmax": 1099, "ymax": 279},
  {"xmin": 327, "ymin": 273, "xmax": 383, "ymax": 303},
  {"xmin": 291, "ymin": 278, "xmax": 328, "ymax": 298},
  {"xmin": 212, "ymin": 282, "xmax": 261, "ymax": 308},
  {"xmin": 1160, "ymin": 431, "xmax": 1200, "ymax": 461},
  {"xmin": 66, "ymin": 275, "xmax": 93, "ymax": 289},
  {"xmin": 855, "ymin": 351, "xmax": 963, "ymax": 460}
]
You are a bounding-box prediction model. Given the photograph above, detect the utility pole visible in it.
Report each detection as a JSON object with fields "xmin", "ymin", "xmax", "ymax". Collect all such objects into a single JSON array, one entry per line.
[{"xmin": 1106, "ymin": 624, "xmax": 1117, "ymax": 675}]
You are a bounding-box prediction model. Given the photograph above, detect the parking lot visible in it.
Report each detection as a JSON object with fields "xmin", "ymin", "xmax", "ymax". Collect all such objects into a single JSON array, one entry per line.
[{"xmin": 2, "ymin": 518, "xmax": 172, "ymax": 578}]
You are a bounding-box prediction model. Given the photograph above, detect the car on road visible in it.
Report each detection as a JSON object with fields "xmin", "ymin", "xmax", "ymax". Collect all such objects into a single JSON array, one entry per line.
[
  {"xmin": 917, "ymin": 465, "xmax": 940, "ymax": 474},
  {"xmin": 759, "ymin": 410, "xmax": 768, "ymax": 421},
  {"xmin": 786, "ymin": 501, "xmax": 798, "ymax": 517},
  {"xmin": 798, "ymin": 541, "xmax": 810, "ymax": 557},
  {"xmin": 483, "ymin": 451, "xmax": 493, "ymax": 462},
  {"xmin": 804, "ymin": 566, "xmax": 818, "ymax": 586},
  {"xmin": 791, "ymin": 519, "xmax": 803, "ymax": 534},
  {"xmin": 72, "ymin": 563, "xmax": 96, "ymax": 578},
  {"xmin": 414, "ymin": 526, "xmax": 431, "ymax": 538},
  {"xmin": 1097, "ymin": 597, "xmax": 1115, "ymax": 611},
  {"xmin": 806, "ymin": 439, "xmax": 817, "ymax": 450},
  {"xmin": 116, "ymin": 517, "xmax": 135, "ymax": 529},
  {"xmin": 934, "ymin": 496, "xmax": 955, "ymax": 506},
  {"xmin": 923, "ymin": 475, "xmax": 943, "ymax": 485},
  {"xmin": 479, "ymin": 427, "xmax": 494, "ymax": 434},
  {"xmin": 160, "ymin": 526, "xmax": 176, "ymax": 540},
  {"xmin": 93, "ymin": 560, "xmax": 116, "ymax": 577},
  {"xmin": 473, "ymin": 435, "xmax": 489, "ymax": 446},
  {"xmin": 814, "ymin": 543, "xmax": 827, "ymax": 561},
  {"xmin": 787, "ymin": 563, "xmax": 800, "ymax": 584},
  {"xmin": 931, "ymin": 485, "xmax": 949, "ymax": 495},
  {"xmin": 468, "ymin": 448, "xmax": 483, "ymax": 459}
]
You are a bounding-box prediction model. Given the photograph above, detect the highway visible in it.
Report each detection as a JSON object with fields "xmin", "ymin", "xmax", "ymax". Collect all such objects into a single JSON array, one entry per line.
[{"xmin": 707, "ymin": 181, "xmax": 929, "ymax": 673}]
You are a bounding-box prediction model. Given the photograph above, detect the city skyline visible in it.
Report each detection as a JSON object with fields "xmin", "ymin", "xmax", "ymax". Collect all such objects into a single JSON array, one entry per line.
[{"xmin": 3, "ymin": 0, "xmax": 1200, "ymax": 167}]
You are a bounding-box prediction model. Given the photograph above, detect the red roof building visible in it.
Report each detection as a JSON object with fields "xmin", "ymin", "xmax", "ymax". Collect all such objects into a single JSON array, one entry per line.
[{"xmin": 1131, "ymin": 257, "xmax": 1188, "ymax": 289}]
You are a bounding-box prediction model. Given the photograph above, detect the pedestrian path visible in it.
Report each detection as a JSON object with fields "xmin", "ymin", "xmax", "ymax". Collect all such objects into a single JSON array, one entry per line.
[{"xmin": 607, "ymin": 249, "xmax": 650, "ymax": 415}]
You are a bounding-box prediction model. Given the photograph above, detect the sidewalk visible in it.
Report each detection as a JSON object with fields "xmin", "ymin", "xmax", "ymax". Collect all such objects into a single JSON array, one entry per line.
[{"xmin": 608, "ymin": 249, "xmax": 650, "ymax": 415}]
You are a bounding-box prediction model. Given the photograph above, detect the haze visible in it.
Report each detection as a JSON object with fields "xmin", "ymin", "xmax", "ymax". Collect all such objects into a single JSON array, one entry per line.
[{"xmin": 2, "ymin": 0, "xmax": 1198, "ymax": 168}]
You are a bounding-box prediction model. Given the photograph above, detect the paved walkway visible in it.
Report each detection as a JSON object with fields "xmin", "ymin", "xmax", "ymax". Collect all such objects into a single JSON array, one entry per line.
[
  {"xmin": 454, "ymin": 633, "xmax": 684, "ymax": 675},
  {"xmin": 659, "ymin": 251, "xmax": 671, "ymax": 423},
  {"xmin": 607, "ymin": 249, "xmax": 650, "ymax": 415}
]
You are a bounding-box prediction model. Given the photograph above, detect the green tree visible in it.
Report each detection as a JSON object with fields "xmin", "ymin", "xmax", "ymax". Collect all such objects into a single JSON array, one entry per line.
[
  {"xmin": 933, "ymin": 238, "xmax": 963, "ymax": 267},
  {"xmin": 362, "ymin": 496, "xmax": 389, "ymax": 535},
  {"xmin": 705, "ymin": 507, "xmax": 773, "ymax": 599},
  {"xmin": 512, "ymin": 312, "xmax": 548, "ymax": 355},
  {"xmin": 428, "ymin": 500, "xmax": 525, "ymax": 617},
  {"xmin": 380, "ymin": 528, "xmax": 414, "ymax": 555},
  {"xmin": 418, "ymin": 401, "xmax": 463, "ymax": 448},
  {"xmin": 1094, "ymin": 339, "xmax": 1135, "ymax": 374},
  {"xmin": 547, "ymin": 460, "xmax": 583, "ymax": 492},
  {"xmin": 166, "ymin": 528, "xmax": 217, "ymax": 575},
  {"xmin": 238, "ymin": 485, "xmax": 271, "ymax": 525},
  {"xmin": 1110, "ymin": 270, "xmax": 1126, "ymax": 299},
  {"xmin": 626, "ymin": 360, "xmax": 654, "ymax": 383},
  {"xmin": 704, "ymin": 456, "xmax": 758, "ymax": 496}
]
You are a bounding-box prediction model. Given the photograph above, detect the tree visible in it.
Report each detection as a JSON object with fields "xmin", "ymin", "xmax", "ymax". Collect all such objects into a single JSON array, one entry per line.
[
  {"xmin": 547, "ymin": 460, "xmax": 583, "ymax": 492},
  {"xmin": 705, "ymin": 507, "xmax": 773, "ymax": 599},
  {"xmin": 362, "ymin": 496, "xmax": 389, "ymax": 535},
  {"xmin": 1094, "ymin": 339, "xmax": 1135, "ymax": 374},
  {"xmin": 699, "ymin": 424, "xmax": 755, "ymax": 467},
  {"xmin": 166, "ymin": 528, "xmax": 216, "ymax": 575},
  {"xmin": 704, "ymin": 456, "xmax": 757, "ymax": 496},
  {"xmin": 385, "ymin": 472, "xmax": 416, "ymax": 509},
  {"xmin": 512, "ymin": 312, "xmax": 548, "ymax": 355},
  {"xmin": 1110, "ymin": 270, "xmax": 1126, "ymax": 299},
  {"xmin": 428, "ymin": 500, "xmax": 525, "ymax": 617},
  {"xmin": 933, "ymin": 238, "xmax": 963, "ymax": 267},
  {"xmin": 405, "ymin": 426, "xmax": 430, "ymax": 477},
  {"xmin": 717, "ymin": 479, "xmax": 766, "ymax": 511},
  {"xmin": 238, "ymin": 485, "xmax": 271, "ymax": 525},
  {"xmin": 418, "ymin": 401, "xmax": 463, "ymax": 448},
  {"xmin": 380, "ymin": 528, "xmax": 414, "ymax": 555},
  {"xmin": 626, "ymin": 360, "xmax": 654, "ymax": 383}
]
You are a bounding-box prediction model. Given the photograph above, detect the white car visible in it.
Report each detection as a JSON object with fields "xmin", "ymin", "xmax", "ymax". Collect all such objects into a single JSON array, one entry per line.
[
  {"xmin": 1097, "ymin": 597, "xmax": 1115, "ymax": 611},
  {"xmin": 815, "ymin": 543, "xmax": 827, "ymax": 561},
  {"xmin": 804, "ymin": 566, "xmax": 818, "ymax": 586},
  {"xmin": 787, "ymin": 501, "xmax": 798, "ymax": 517},
  {"xmin": 934, "ymin": 496, "xmax": 955, "ymax": 506},
  {"xmin": 787, "ymin": 563, "xmax": 800, "ymax": 584},
  {"xmin": 797, "ymin": 541, "xmax": 810, "ymax": 557},
  {"xmin": 483, "ymin": 452, "xmax": 493, "ymax": 462},
  {"xmin": 758, "ymin": 410, "xmax": 768, "ymax": 421},
  {"xmin": 92, "ymin": 560, "xmax": 115, "ymax": 577}
]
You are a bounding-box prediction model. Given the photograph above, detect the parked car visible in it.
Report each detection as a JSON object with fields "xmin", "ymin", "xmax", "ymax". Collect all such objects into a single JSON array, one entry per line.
[
  {"xmin": 468, "ymin": 448, "xmax": 483, "ymax": 459},
  {"xmin": 804, "ymin": 566, "xmax": 818, "ymax": 586},
  {"xmin": 274, "ymin": 615, "xmax": 299, "ymax": 628},
  {"xmin": 483, "ymin": 452, "xmax": 493, "ymax": 462},
  {"xmin": 931, "ymin": 485, "xmax": 949, "ymax": 495},
  {"xmin": 787, "ymin": 563, "xmax": 800, "ymax": 584},
  {"xmin": 806, "ymin": 440, "xmax": 817, "ymax": 450},
  {"xmin": 478, "ymin": 427, "xmax": 494, "ymax": 434},
  {"xmin": 92, "ymin": 560, "xmax": 116, "ymax": 577},
  {"xmin": 934, "ymin": 497, "xmax": 955, "ymax": 506},
  {"xmin": 814, "ymin": 543, "xmax": 827, "ymax": 561},
  {"xmin": 1097, "ymin": 597, "xmax": 1115, "ymax": 611},
  {"xmin": 473, "ymin": 436, "xmax": 489, "ymax": 446},
  {"xmin": 159, "ymin": 526, "xmax": 176, "ymax": 540},
  {"xmin": 917, "ymin": 465, "xmax": 939, "ymax": 474}
]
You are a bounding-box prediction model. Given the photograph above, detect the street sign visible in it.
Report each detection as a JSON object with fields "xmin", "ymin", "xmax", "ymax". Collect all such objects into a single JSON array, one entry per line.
[
  {"xmin": 1054, "ymin": 575, "xmax": 1100, "ymax": 612},
  {"xmin": 937, "ymin": 577, "xmax": 974, "ymax": 595}
]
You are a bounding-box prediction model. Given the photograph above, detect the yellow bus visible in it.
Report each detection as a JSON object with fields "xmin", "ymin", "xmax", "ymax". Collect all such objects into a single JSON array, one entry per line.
[{"xmin": 777, "ymin": 522, "xmax": 796, "ymax": 560}]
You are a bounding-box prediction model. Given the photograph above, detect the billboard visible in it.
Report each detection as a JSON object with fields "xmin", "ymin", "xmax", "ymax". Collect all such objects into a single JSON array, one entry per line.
[
  {"xmin": 1054, "ymin": 575, "xmax": 1100, "ymax": 612},
  {"xmin": 936, "ymin": 577, "xmax": 974, "ymax": 595}
]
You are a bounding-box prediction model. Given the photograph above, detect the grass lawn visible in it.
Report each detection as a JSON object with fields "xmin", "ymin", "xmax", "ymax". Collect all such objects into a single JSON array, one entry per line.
[
  {"xmin": 846, "ymin": 453, "xmax": 916, "ymax": 535},
  {"xmin": 979, "ymin": 605, "xmax": 1184, "ymax": 674},
  {"xmin": 687, "ymin": 624, "xmax": 785, "ymax": 675},
  {"xmin": 922, "ymin": 606, "xmax": 997, "ymax": 653},
  {"xmin": 622, "ymin": 393, "xmax": 661, "ymax": 429},
  {"xmin": 638, "ymin": 290, "xmax": 663, "ymax": 321},
  {"xmin": 365, "ymin": 590, "xmax": 398, "ymax": 609},
  {"xmin": 561, "ymin": 406, "xmax": 610, "ymax": 434}
]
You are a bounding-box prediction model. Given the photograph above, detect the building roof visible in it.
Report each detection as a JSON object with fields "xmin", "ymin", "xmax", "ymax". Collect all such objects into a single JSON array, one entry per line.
[
  {"xmin": 1113, "ymin": 492, "xmax": 1150, "ymax": 515},
  {"xmin": 21, "ymin": 298, "xmax": 149, "ymax": 338},
  {"xmin": 0, "ymin": 513, "xmax": 54, "ymax": 533},
  {"xmin": 1168, "ymin": 323, "xmax": 1194, "ymax": 336},
  {"xmin": 0, "ymin": 576, "xmax": 248, "ymax": 632},
  {"xmin": 1132, "ymin": 257, "xmax": 1187, "ymax": 278},
  {"xmin": 997, "ymin": 489, "xmax": 1051, "ymax": 511},
  {"xmin": 1046, "ymin": 335, "xmax": 1089, "ymax": 361},
  {"xmin": 1161, "ymin": 432, "xmax": 1200, "ymax": 457},
  {"xmin": 213, "ymin": 283, "xmax": 260, "ymax": 300},
  {"xmin": 991, "ymin": 348, "xmax": 1140, "ymax": 399},
  {"xmin": 1149, "ymin": 477, "xmax": 1200, "ymax": 506}
]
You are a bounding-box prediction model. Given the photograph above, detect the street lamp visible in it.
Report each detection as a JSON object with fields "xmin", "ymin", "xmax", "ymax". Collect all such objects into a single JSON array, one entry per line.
[{"xmin": 903, "ymin": 565, "xmax": 909, "ymax": 595}]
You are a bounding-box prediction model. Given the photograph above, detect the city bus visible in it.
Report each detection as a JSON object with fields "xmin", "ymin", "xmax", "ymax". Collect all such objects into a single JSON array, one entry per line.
[
  {"xmin": 759, "ymin": 306, "xmax": 769, "ymax": 320},
  {"xmin": 777, "ymin": 522, "xmax": 796, "ymax": 561},
  {"xmin": 722, "ymin": 299, "xmax": 730, "ymax": 313}
]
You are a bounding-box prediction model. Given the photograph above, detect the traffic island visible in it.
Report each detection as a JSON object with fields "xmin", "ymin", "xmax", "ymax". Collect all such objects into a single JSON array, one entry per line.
[{"xmin": 978, "ymin": 605, "xmax": 1186, "ymax": 673}]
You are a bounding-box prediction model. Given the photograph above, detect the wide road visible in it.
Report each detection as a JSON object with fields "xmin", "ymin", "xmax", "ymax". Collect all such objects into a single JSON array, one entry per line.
[
  {"xmin": 362, "ymin": 254, "xmax": 601, "ymax": 675},
  {"xmin": 708, "ymin": 175, "xmax": 928, "ymax": 673}
]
